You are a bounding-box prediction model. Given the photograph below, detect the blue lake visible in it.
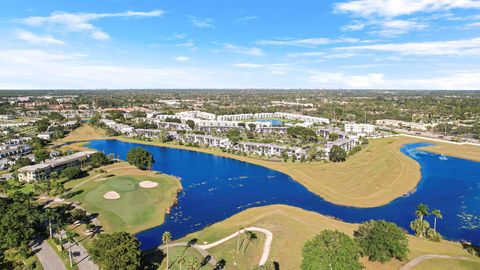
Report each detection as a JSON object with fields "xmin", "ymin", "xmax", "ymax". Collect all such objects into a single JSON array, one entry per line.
[{"xmin": 86, "ymin": 140, "xmax": 480, "ymax": 250}]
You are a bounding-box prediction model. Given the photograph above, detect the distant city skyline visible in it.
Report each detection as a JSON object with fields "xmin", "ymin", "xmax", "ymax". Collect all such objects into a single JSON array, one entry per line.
[{"xmin": 1, "ymin": 0, "xmax": 480, "ymax": 89}]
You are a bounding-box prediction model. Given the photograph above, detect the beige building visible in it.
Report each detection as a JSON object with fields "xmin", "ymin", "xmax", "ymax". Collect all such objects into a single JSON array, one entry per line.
[{"xmin": 18, "ymin": 151, "xmax": 95, "ymax": 182}]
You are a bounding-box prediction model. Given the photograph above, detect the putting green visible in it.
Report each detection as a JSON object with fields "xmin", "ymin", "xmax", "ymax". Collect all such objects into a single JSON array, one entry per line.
[{"xmin": 71, "ymin": 173, "xmax": 180, "ymax": 232}]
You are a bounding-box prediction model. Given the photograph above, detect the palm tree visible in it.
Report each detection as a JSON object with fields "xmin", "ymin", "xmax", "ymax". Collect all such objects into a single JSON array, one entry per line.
[
  {"xmin": 415, "ymin": 203, "xmax": 429, "ymax": 221},
  {"xmin": 44, "ymin": 208, "xmax": 57, "ymax": 239},
  {"xmin": 162, "ymin": 231, "xmax": 172, "ymax": 270},
  {"xmin": 56, "ymin": 217, "xmax": 66, "ymax": 250},
  {"xmin": 236, "ymin": 226, "xmax": 244, "ymax": 251},
  {"xmin": 243, "ymin": 231, "xmax": 258, "ymax": 254},
  {"xmin": 177, "ymin": 251, "xmax": 186, "ymax": 270},
  {"xmin": 187, "ymin": 257, "xmax": 198, "ymax": 270},
  {"xmin": 431, "ymin": 209, "xmax": 443, "ymax": 231},
  {"xmin": 66, "ymin": 230, "xmax": 78, "ymax": 267}
]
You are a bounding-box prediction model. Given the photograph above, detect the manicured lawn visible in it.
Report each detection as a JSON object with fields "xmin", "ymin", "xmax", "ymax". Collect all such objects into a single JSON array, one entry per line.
[
  {"xmin": 413, "ymin": 258, "xmax": 480, "ymax": 270},
  {"xmin": 153, "ymin": 246, "xmax": 210, "ymax": 270},
  {"xmin": 67, "ymin": 163, "xmax": 181, "ymax": 233},
  {"xmin": 176, "ymin": 205, "xmax": 480, "ymax": 270}
]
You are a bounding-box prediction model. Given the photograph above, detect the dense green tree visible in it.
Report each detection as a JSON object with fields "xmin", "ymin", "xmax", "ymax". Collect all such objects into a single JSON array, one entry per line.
[
  {"xmin": 287, "ymin": 126, "xmax": 317, "ymax": 144},
  {"xmin": 36, "ymin": 118, "xmax": 50, "ymax": 132},
  {"xmin": 48, "ymin": 112, "xmax": 65, "ymax": 122},
  {"xmin": 301, "ymin": 230, "xmax": 362, "ymax": 270},
  {"xmin": 186, "ymin": 119, "xmax": 195, "ymax": 130},
  {"xmin": 34, "ymin": 149, "xmax": 50, "ymax": 162},
  {"xmin": 0, "ymin": 196, "xmax": 43, "ymax": 257},
  {"xmin": 248, "ymin": 123, "xmax": 256, "ymax": 131},
  {"xmin": 60, "ymin": 167, "xmax": 82, "ymax": 180},
  {"xmin": 90, "ymin": 232, "xmax": 142, "ymax": 270},
  {"xmin": 226, "ymin": 129, "xmax": 242, "ymax": 144},
  {"xmin": 328, "ymin": 133, "xmax": 339, "ymax": 141},
  {"xmin": 354, "ymin": 220, "xmax": 408, "ymax": 262},
  {"xmin": 14, "ymin": 157, "xmax": 32, "ymax": 168},
  {"xmin": 329, "ymin": 145, "xmax": 347, "ymax": 162},
  {"xmin": 126, "ymin": 147, "xmax": 154, "ymax": 170},
  {"xmin": 90, "ymin": 152, "xmax": 109, "ymax": 167},
  {"xmin": 130, "ymin": 110, "xmax": 146, "ymax": 118},
  {"xmin": 410, "ymin": 219, "xmax": 430, "ymax": 238}
]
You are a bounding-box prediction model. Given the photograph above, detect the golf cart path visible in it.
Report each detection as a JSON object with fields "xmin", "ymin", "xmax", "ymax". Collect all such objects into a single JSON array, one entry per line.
[
  {"xmin": 163, "ymin": 226, "xmax": 272, "ymax": 266},
  {"xmin": 400, "ymin": 254, "xmax": 467, "ymax": 270}
]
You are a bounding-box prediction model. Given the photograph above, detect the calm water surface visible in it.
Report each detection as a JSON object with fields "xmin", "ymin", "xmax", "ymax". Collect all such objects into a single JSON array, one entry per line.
[{"xmin": 86, "ymin": 140, "xmax": 480, "ymax": 250}]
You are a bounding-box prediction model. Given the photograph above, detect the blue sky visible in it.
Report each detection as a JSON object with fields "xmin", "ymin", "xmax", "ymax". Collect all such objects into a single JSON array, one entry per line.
[{"xmin": 0, "ymin": 0, "xmax": 479, "ymax": 89}]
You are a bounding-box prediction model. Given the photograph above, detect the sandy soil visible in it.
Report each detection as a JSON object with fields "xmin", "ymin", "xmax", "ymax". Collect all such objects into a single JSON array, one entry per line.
[
  {"xmin": 139, "ymin": 181, "xmax": 159, "ymax": 189},
  {"xmin": 103, "ymin": 191, "xmax": 121, "ymax": 200}
]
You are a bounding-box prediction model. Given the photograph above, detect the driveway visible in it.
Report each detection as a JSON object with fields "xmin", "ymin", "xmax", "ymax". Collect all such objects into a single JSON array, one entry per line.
[{"xmin": 32, "ymin": 239, "xmax": 66, "ymax": 270}]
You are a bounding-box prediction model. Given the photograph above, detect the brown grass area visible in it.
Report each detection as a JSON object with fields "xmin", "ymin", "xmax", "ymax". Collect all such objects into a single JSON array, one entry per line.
[
  {"xmin": 180, "ymin": 205, "xmax": 480, "ymax": 270},
  {"xmin": 419, "ymin": 143, "xmax": 480, "ymax": 162},
  {"xmin": 55, "ymin": 124, "xmax": 109, "ymax": 151}
]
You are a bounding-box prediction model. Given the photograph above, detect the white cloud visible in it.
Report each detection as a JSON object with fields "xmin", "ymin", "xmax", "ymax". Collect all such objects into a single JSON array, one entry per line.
[
  {"xmin": 234, "ymin": 16, "xmax": 258, "ymax": 23},
  {"xmin": 256, "ymin": 37, "xmax": 361, "ymax": 47},
  {"xmin": 23, "ymin": 10, "xmax": 163, "ymax": 40},
  {"xmin": 190, "ymin": 17, "xmax": 214, "ymax": 28},
  {"xmin": 174, "ymin": 56, "xmax": 190, "ymax": 62},
  {"xmin": 15, "ymin": 29, "xmax": 65, "ymax": 45},
  {"xmin": 308, "ymin": 72, "xmax": 385, "ymax": 88},
  {"xmin": 223, "ymin": 44, "xmax": 264, "ymax": 56},
  {"xmin": 373, "ymin": 19, "xmax": 428, "ymax": 36},
  {"xmin": 334, "ymin": 0, "xmax": 480, "ymax": 18},
  {"xmin": 232, "ymin": 63, "xmax": 264, "ymax": 68},
  {"xmin": 338, "ymin": 37, "xmax": 480, "ymax": 56}
]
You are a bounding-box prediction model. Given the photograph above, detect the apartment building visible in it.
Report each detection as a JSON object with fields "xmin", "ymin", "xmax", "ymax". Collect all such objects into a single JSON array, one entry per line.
[
  {"xmin": 18, "ymin": 151, "xmax": 95, "ymax": 182},
  {"xmin": 344, "ymin": 123, "xmax": 375, "ymax": 134},
  {"xmin": 273, "ymin": 112, "xmax": 330, "ymax": 124},
  {"xmin": 376, "ymin": 119, "xmax": 435, "ymax": 131},
  {"xmin": 183, "ymin": 134, "xmax": 231, "ymax": 148}
]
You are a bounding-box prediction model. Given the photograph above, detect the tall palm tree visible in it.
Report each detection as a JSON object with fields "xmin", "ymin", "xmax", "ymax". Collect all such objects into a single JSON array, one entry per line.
[
  {"xmin": 415, "ymin": 203, "xmax": 429, "ymax": 221},
  {"xmin": 56, "ymin": 217, "xmax": 66, "ymax": 250},
  {"xmin": 44, "ymin": 208, "xmax": 57, "ymax": 239},
  {"xmin": 431, "ymin": 209, "xmax": 443, "ymax": 231},
  {"xmin": 177, "ymin": 251, "xmax": 186, "ymax": 270},
  {"xmin": 236, "ymin": 226, "xmax": 244, "ymax": 251},
  {"xmin": 187, "ymin": 257, "xmax": 198, "ymax": 270},
  {"xmin": 162, "ymin": 231, "xmax": 172, "ymax": 270},
  {"xmin": 66, "ymin": 230, "xmax": 78, "ymax": 267},
  {"xmin": 243, "ymin": 231, "xmax": 258, "ymax": 254}
]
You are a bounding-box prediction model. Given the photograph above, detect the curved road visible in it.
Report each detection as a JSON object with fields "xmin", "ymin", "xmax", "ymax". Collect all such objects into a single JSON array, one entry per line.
[{"xmin": 400, "ymin": 254, "xmax": 467, "ymax": 270}]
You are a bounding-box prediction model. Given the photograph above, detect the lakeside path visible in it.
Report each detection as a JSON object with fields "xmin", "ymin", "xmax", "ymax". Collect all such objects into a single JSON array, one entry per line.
[
  {"xmin": 161, "ymin": 226, "xmax": 273, "ymax": 267},
  {"xmin": 400, "ymin": 254, "xmax": 467, "ymax": 270}
]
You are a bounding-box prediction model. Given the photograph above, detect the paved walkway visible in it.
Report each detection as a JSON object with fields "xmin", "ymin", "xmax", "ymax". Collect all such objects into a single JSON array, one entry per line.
[
  {"xmin": 32, "ymin": 239, "xmax": 66, "ymax": 270},
  {"xmin": 59, "ymin": 231, "xmax": 99, "ymax": 270},
  {"xmin": 161, "ymin": 226, "xmax": 273, "ymax": 267},
  {"xmin": 400, "ymin": 254, "xmax": 467, "ymax": 270}
]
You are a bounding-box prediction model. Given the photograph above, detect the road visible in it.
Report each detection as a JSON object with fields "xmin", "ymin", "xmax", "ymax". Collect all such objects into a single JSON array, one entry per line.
[
  {"xmin": 59, "ymin": 231, "xmax": 99, "ymax": 270},
  {"xmin": 32, "ymin": 239, "xmax": 67, "ymax": 270},
  {"xmin": 400, "ymin": 254, "xmax": 467, "ymax": 270}
]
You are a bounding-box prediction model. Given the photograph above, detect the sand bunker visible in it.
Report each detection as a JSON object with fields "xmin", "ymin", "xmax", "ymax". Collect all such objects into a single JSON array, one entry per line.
[
  {"xmin": 139, "ymin": 181, "xmax": 158, "ymax": 189},
  {"xmin": 103, "ymin": 191, "xmax": 121, "ymax": 200}
]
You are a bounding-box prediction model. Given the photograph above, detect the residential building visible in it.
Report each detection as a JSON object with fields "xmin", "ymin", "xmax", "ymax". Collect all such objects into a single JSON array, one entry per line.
[
  {"xmin": 344, "ymin": 123, "xmax": 375, "ymax": 134},
  {"xmin": 18, "ymin": 151, "xmax": 95, "ymax": 182},
  {"xmin": 37, "ymin": 132, "xmax": 54, "ymax": 140}
]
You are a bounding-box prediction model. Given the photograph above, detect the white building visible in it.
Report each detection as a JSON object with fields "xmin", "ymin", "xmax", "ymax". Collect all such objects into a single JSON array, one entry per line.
[
  {"xmin": 37, "ymin": 132, "xmax": 54, "ymax": 140},
  {"xmin": 183, "ymin": 134, "xmax": 231, "ymax": 148},
  {"xmin": 175, "ymin": 111, "xmax": 217, "ymax": 120},
  {"xmin": 18, "ymin": 151, "xmax": 95, "ymax": 182},
  {"xmin": 273, "ymin": 112, "xmax": 330, "ymax": 124},
  {"xmin": 375, "ymin": 119, "xmax": 435, "ymax": 131},
  {"xmin": 344, "ymin": 123, "xmax": 375, "ymax": 134}
]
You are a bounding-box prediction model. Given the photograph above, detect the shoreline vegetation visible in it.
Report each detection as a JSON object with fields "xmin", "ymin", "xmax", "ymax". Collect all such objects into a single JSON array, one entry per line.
[{"xmin": 59, "ymin": 124, "xmax": 480, "ymax": 208}]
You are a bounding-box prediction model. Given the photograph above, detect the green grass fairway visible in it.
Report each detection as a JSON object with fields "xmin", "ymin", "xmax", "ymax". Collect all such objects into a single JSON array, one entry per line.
[{"xmin": 71, "ymin": 174, "xmax": 180, "ymax": 233}]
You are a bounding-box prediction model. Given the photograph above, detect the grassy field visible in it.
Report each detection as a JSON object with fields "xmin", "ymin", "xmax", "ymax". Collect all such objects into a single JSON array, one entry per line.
[
  {"xmin": 419, "ymin": 143, "xmax": 480, "ymax": 162},
  {"xmin": 173, "ymin": 205, "xmax": 480, "ymax": 270},
  {"xmin": 65, "ymin": 162, "xmax": 181, "ymax": 233},
  {"xmin": 413, "ymin": 258, "xmax": 480, "ymax": 270},
  {"xmin": 55, "ymin": 124, "xmax": 109, "ymax": 152}
]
